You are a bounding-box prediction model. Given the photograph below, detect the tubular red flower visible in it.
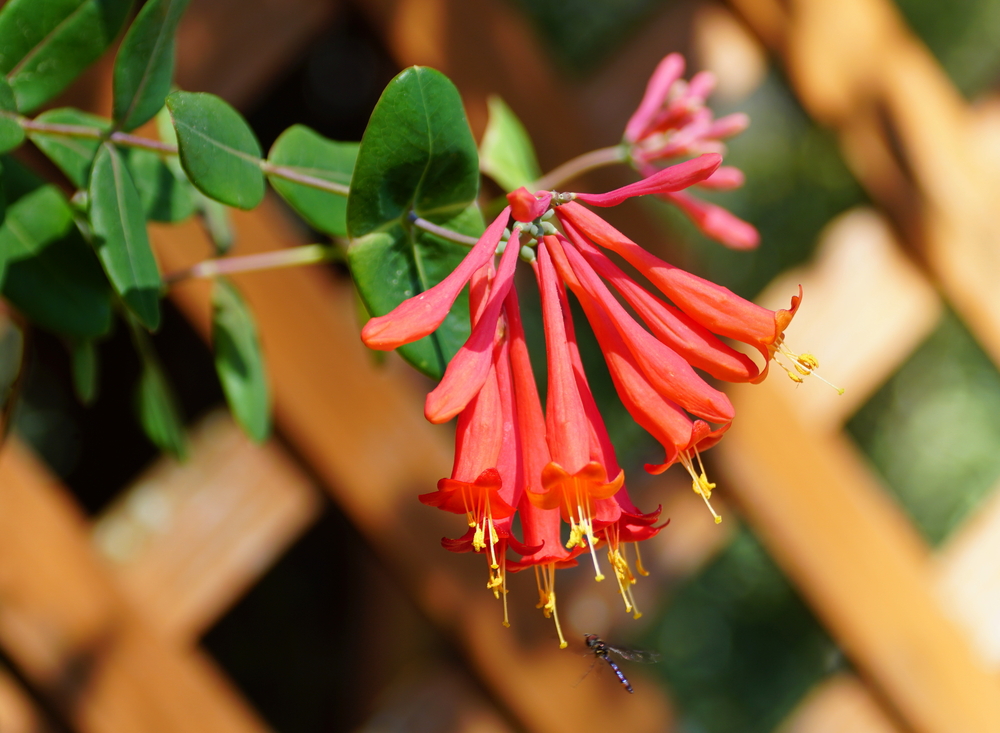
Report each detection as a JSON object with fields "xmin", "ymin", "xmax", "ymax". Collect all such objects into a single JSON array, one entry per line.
[
  {"xmin": 508, "ymin": 188, "xmax": 553, "ymax": 222},
  {"xmin": 662, "ymin": 190, "xmax": 760, "ymax": 251},
  {"xmin": 561, "ymin": 221, "xmax": 758, "ymax": 381},
  {"xmin": 361, "ymin": 207, "xmax": 511, "ymax": 350},
  {"xmin": 573, "ymin": 153, "xmax": 721, "ymax": 207},
  {"xmin": 556, "ymin": 236, "xmax": 734, "ymax": 423},
  {"xmin": 556, "ymin": 201, "xmax": 800, "ymax": 381},
  {"xmin": 697, "ymin": 165, "xmax": 745, "ymax": 191},
  {"xmin": 424, "ymin": 225, "xmax": 522, "ymax": 423},
  {"xmin": 624, "ymin": 52, "xmax": 686, "ymax": 144}
]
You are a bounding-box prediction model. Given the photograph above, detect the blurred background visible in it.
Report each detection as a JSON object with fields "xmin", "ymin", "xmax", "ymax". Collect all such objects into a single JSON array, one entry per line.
[{"xmin": 4, "ymin": 0, "xmax": 1000, "ymax": 732}]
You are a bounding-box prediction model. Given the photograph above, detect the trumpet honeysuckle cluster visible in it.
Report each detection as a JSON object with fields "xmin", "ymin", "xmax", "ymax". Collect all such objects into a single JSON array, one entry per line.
[{"xmin": 360, "ymin": 56, "xmax": 825, "ymax": 647}]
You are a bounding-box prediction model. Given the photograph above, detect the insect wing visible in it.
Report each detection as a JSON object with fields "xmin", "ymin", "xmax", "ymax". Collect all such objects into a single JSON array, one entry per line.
[{"xmin": 605, "ymin": 644, "xmax": 660, "ymax": 664}]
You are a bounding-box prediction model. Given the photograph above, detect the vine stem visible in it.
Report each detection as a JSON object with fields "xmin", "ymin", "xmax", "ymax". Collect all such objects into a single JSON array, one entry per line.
[
  {"xmin": 165, "ymin": 244, "xmax": 333, "ymax": 284},
  {"xmin": 20, "ymin": 117, "xmax": 628, "ymax": 247},
  {"xmin": 529, "ymin": 144, "xmax": 628, "ymax": 191},
  {"xmin": 409, "ymin": 213, "xmax": 480, "ymax": 246},
  {"xmin": 258, "ymin": 161, "xmax": 350, "ymax": 195},
  {"xmin": 20, "ymin": 118, "xmax": 351, "ymax": 196},
  {"xmin": 19, "ymin": 118, "xmax": 179, "ymax": 154}
]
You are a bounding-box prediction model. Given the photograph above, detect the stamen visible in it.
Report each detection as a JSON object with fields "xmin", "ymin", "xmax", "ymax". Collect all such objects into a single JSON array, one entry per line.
[
  {"xmin": 472, "ymin": 521, "xmax": 486, "ymax": 550},
  {"xmin": 681, "ymin": 450, "xmax": 722, "ymax": 524},
  {"xmin": 537, "ymin": 564, "xmax": 568, "ymax": 648},
  {"xmin": 633, "ymin": 542, "xmax": 649, "ymax": 577},
  {"xmin": 776, "ymin": 345, "xmax": 844, "ymax": 395},
  {"xmin": 580, "ymin": 514, "xmax": 605, "ymax": 582}
]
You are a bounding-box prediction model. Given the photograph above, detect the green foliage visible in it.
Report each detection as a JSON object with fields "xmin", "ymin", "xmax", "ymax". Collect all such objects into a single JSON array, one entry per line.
[
  {"xmin": 479, "ymin": 96, "xmax": 541, "ymax": 192},
  {"xmin": 647, "ymin": 528, "xmax": 837, "ymax": 733},
  {"xmin": 71, "ymin": 339, "xmax": 99, "ymax": 404},
  {"xmin": 135, "ymin": 347, "xmax": 187, "ymax": 459},
  {"xmin": 0, "ymin": 78, "xmax": 24, "ymax": 154},
  {"xmin": 113, "ymin": 0, "xmax": 190, "ymax": 131},
  {"xmin": 267, "ymin": 125, "xmax": 356, "ymax": 237},
  {"xmin": 28, "ymin": 108, "xmax": 110, "ymax": 188},
  {"xmin": 89, "ymin": 143, "xmax": 162, "ymax": 330},
  {"xmin": 122, "ymin": 146, "xmax": 195, "ymax": 222},
  {"xmin": 848, "ymin": 309, "xmax": 1000, "ymax": 545},
  {"xmin": 0, "ymin": 0, "xmax": 134, "ymax": 112},
  {"xmin": 166, "ymin": 90, "xmax": 265, "ymax": 210},
  {"xmin": 347, "ymin": 66, "xmax": 483, "ymax": 379},
  {"xmin": 212, "ymin": 278, "xmax": 270, "ymax": 443},
  {"xmin": 0, "ymin": 164, "xmax": 113, "ymax": 338}
]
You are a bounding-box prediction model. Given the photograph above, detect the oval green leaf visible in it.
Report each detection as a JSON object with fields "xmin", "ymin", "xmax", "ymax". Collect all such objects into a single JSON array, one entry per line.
[
  {"xmin": 113, "ymin": 0, "xmax": 190, "ymax": 131},
  {"xmin": 0, "ymin": 77, "xmax": 24, "ymax": 154},
  {"xmin": 212, "ymin": 278, "xmax": 270, "ymax": 443},
  {"xmin": 0, "ymin": 0, "xmax": 134, "ymax": 113},
  {"xmin": 346, "ymin": 66, "xmax": 483, "ymax": 379},
  {"xmin": 267, "ymin": 125, "xmax": 356, "ymax": 237},
  {"xmin": 0, "ymin": 172, "xmax": 113, "ymax": 338},
  {"xmin": 479, "ymin": 95, "xmax": 541, "ymax": 192},
  {"xmin": 28, "ymin": 107, "xmax": 110, "ymax": 188},
  {"xmin": 89, "ymin": 143, "xmax": 161, "ymax": 329},
  {"xmin": 71, "ymin": 338, "xmax": 99, "ymax": 404},
  {"xmin": 122, "ymin": 146, "xmax": 195, "ymax": 222},
  {"xmin": 135, "ymin": 353, "xmax": 187, "ymax": 460},
  {"xmin": 166, "ymin": 90, "xmax": 264, "ymax": 209}
]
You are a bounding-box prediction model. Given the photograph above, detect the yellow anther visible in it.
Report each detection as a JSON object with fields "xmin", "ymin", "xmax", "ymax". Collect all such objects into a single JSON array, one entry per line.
[
  {"xmin": 681, "ymin": 449, "xmax": 723, "ymax": 524},
  {"xmin": 634, "ymin": 542, "xmax": 649, "ymax": 577},
  {"xmin": 535, "ymin": 563, "xmax": 568, "ymax": 648},
  {"xmin": 776, "ymin": 346, "xmax": 844, "ymax": 395},
  {"xmin": 472, "ymin": 523, "xmax": 486, "ymax": 551}
]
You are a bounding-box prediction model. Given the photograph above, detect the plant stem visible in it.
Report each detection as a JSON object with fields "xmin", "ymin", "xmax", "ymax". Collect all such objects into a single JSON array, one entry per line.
[
  {"xmin": 165, "ymin": 244, "xmax": 333, "ymax": 284},
  {"xmin": 19, "ymin": 118, "xmax": 180, "ymax": 154},
  {"xmin": 21, "ymin": 118, "xmax": 353, "ymax": 197},
  {"xmin": 409, "ymin": 214, "xmax": 480, "ymax": 246},
  {"xmin": 259, "ymin": 161, "xmax": 350, "ymax": 196},
  {"xmin": 530, "ymin": 144, "xmax": 628, "ymax": 191}
]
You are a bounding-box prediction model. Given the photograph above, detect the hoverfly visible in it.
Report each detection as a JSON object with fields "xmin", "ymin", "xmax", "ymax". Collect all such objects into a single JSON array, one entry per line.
[{"xmin": 583, "ymin": 634, "xmax": 660, "ymax": 693}]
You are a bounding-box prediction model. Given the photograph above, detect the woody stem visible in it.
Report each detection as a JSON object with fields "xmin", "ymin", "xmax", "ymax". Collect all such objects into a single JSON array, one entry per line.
[{"xmin": 530, "ymin": 144, "xmax": 629, "ymax": 191}]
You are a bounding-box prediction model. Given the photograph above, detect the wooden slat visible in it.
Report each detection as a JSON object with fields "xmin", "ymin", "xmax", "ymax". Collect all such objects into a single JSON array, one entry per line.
[
  {"xmin": 728, "ymin": 0, "xmax": 1000, "ymax": 387},
  {"xmin": 0, "ymin": 438, "xmax": 272, "ymax": 733},
  {"xmin": 717, "ymin": 205, "xmax": 1000, "ymax": 732},
  {"xmin": 93, "ymin": 412, "xmax": 322, "ymax": 645},
  {"xmin": 173, "ymin": 0, "xmax": 340, "ymax": 109},
  {"xmin": 779, "ymin": 675, "xmax": 903, "ymax": 733},
  {"xmin": 0, "ymin": 667, "xmax": 51, "ymax": 733}
]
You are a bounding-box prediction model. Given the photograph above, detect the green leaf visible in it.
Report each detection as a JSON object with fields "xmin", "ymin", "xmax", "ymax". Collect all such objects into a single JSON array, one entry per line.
[
  {"xmin": 267, "ymin": 125, "xmax": 356, "ymax": 237},
  {"xmin": 479, "ymin": 95, "xmax": 541, "ymax": 192},
  {"xmin": 166, "ymin": 91, "xmax": 264, "ymax": 209},
  {"xmin": 135, "ymin": 352, "xmax": 186, "ymax": 459},
  {"xmin": 28, "ymin": 107, "xmax": 110, "ymax": 188},
  {"xmin": 346, "ymin": 67, "xmax": 483, "ymax": 379},
  {"xmin": 113, "ymin": 0, "xmax": 190, "ymax": 131},
  {"xmin": 89, "ymin": 143, "xmax": 161, "ymax": 329},
  {"xmin": 71, "ymin": 338, "xmax": 98, "ymax": 404},
  {"xmin": 122, "ymin": 146, "xmax": 194, "ymax": 222},
  {"xmin": 0, "ymin": 77, "xmax": 24, "ymax": 154},
  {"xmin": 0, "ymin": 182, "xmax": 113, "ymax": 338},
  {"xmin": 0, "ymin": 0, "xmax": 134, "ymax": 113},
  {"xmin": 198, "ymin": 195, "xmax": 234, "ymax": 253},
  {"xmin": 212, "ymin": 278, "xmax": 270, "ymax": 443},
  {"xmin": 0, "ymin": 315, "xmax": 23, "ymax": 416}
]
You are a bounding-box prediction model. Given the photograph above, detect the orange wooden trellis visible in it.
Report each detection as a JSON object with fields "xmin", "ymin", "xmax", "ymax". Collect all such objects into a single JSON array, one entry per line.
[{"xmin": 2, "ymin": 0, "xmax": 1000, "ymax": 732}]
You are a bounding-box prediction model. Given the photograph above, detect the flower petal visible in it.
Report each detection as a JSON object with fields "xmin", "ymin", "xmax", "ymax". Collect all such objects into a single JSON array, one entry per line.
[
  {"xmin": 573, "ymin": 154, "xmax": 721, "ymax": 207},
  {"xmin": 424, "ymin": 227, "xmax": 522, "ymax": 423},
  {"xmin": 361, "ymin": 207, "xmax": 511, "ymax": 350},
  {"xmin": 624, "ymin": 53, "xmax": 685, "ymax": 143}
]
